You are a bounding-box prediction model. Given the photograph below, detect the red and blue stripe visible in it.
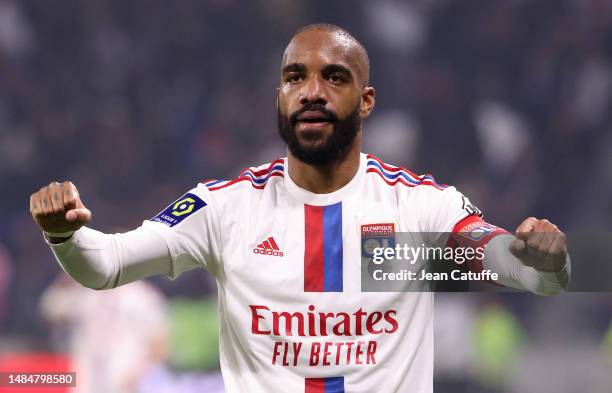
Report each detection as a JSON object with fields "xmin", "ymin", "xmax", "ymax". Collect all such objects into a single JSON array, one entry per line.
[
  {"xmin": 366, "ymin": 154, "xmax": 447, "ymax": 190},
  {"xmin": 305, "ymin": 377, "xmax": 345, "ymax": 393},
  {"xmin": 304, "ymin": 203, "xmax": 343, "ymax": 292},
  {"xmin": 201, "ymin": 158, "xmax": 285, "ymax": 191}
]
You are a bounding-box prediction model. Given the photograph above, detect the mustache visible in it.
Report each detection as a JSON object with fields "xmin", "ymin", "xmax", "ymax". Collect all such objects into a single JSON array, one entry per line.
[{"xmin": 289, "ymin": 103, "xmax": 338, "ymax": 124}]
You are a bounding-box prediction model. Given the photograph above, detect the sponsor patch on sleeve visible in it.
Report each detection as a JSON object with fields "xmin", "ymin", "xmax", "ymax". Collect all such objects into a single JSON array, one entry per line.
[
  {"xmin": 453, "ymin": 215, "xmax": 508, "ymax": 242},
  {"xmin": 459, "ymin": 222, "xmax": 497, "ymax": 241},
  {"xmin": 150, "ymin": 192, "xmax": 206, "ymax": 227}
]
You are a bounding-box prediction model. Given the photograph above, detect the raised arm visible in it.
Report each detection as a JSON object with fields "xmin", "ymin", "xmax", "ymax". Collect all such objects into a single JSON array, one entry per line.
[
  {"xmin": 30, "ymin": 181, "xmax": 175, "ymax": 289},
  {"xmin": 427, "ymin": 185, "xmax": 570, "ymax": 295},
  {"xmin": 451, "ymin": 214, "xmax": 570, "ymax": 295},
  {"xmin": 484, "ymin": 217, "xmax": 570, "ymax": 295}
]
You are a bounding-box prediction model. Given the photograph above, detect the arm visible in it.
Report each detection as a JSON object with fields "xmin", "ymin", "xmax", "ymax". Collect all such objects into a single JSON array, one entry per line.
[
  {"xmin": 45, "ymin": 225, "xmax": 173, "ymax": 290},
  {"xmin": 484, "ymin": 233, "xmax": 570, "ymax": 295},
  {"xmin": 452, "ymin": 215, "xmax": 570, "ymax": 295},
  {"xmin": 487, "ymin": 216, "xmax": 570, "ymax": 295},
  {"xmin": 426, "ymin": 183, "xmax": 569, "ymax": 295},
  {"xmin": 30, "ymin": 181, "xmax": 188, "ymax": 290}
]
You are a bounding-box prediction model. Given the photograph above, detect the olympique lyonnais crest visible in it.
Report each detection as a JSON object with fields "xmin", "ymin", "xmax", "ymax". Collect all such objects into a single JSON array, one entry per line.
[{"xmin": 361, "ymin": 223, "xmax": 396, "ymax": 259}]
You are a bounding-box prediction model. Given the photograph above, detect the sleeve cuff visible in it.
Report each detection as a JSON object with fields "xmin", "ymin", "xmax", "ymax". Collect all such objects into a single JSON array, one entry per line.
[{"xmin": 44, "ymin": 230, "xmax": 77, "ymax": 249}]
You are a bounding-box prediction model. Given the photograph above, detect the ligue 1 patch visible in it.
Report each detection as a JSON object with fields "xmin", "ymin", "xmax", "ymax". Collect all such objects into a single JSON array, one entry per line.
[
  {"xmin": 150, "ymin": 192, "xmax": 206, "ymax": 227},
  {"xmin": 361, "ymin": 223, "xmax": 396, "ymax": 259}
]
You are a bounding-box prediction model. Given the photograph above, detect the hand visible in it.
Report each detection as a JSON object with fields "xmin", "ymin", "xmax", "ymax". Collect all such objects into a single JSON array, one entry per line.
[
  {"xmin": 509, "ymin": 217, "xmax": 567, "ymax": 272},
  {"xmin": 30, "ymin": 181, "xmax": 92, "ymax": 235}
]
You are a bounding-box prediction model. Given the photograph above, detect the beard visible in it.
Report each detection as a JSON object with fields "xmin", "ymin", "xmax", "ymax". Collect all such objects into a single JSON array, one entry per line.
[{"xmin": 277, "ymin": 101, "xmax": 361, "ymax": 166}]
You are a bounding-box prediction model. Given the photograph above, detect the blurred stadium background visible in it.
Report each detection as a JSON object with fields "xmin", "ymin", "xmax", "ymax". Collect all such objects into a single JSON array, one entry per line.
[{"xmin": 1, "ymin": 0, "xmax": 611, "ymax": 392}]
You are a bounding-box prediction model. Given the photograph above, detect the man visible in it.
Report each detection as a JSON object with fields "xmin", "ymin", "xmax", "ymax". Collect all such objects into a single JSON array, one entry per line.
[
  {"xmin": 30, "ymin": 24, "xmax": 569, "ymax": 393},
  {"xmin": 39, "ymin": 276, "xmax": 170, "ymax": 393}
]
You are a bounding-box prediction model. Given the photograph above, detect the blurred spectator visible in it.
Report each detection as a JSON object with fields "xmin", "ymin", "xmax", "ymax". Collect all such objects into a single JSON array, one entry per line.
[
  {"xmin": 363, "ymin": 109, "xmax": 421, "ymax": 167},
  {"xmin": 40, "ymin": 276, "xmax": 169, "ymax": 393},
  {"xmin": 0, "ymin": 0, "xmax": 34, "ymax": 59}
]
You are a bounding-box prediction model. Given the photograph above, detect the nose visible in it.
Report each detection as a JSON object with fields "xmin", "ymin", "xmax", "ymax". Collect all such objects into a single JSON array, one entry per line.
[{"xmin": 299, "ymin": 74, "xmax": 327, "ymax": 106}]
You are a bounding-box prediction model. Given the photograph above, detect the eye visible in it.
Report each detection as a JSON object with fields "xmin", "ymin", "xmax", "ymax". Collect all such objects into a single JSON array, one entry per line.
[
  {"xmin": 286, "ymin": 74, "xmax": 302, "ymax": 83},
  {"xmin": 329, "ymin": 74, "xmax": 345, "ymax": 84}
]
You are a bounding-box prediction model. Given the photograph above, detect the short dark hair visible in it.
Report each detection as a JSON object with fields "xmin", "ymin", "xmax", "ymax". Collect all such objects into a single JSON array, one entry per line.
[{"xmin": 290, "ymin": 23, "xmax": 370, "ymax": 86}]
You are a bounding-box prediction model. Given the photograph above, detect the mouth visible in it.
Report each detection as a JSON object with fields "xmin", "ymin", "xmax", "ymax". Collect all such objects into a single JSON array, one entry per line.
[
  {"xmin": 296, "ymin": 111, "xmax": 333, "ymax": 123},
  {"xmin": 295, "ymin": 111, "xmax": 334, "ymax": 129}
]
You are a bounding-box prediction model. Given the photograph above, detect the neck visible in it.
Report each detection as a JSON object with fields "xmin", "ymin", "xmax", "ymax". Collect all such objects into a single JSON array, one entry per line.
[{"xmin": 287, "ymin": 137, "xmax": 361, "ymax": 194}]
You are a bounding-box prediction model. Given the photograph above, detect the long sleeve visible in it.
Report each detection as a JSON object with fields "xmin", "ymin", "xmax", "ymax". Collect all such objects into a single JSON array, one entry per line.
[
  {"xmin": 483, "ymin": 234, "xmax": 571, "ymax": 295},
  {"xmin": 45, "ymin": 183, "xmax": 220, "ymax": 290},
  {"xmin": 423, "ymin": 184, "xmax": 570, "ymax": 296},
  {"xmin": 46, "ymin": 225, "xmax": 179, "ymax": 290}
]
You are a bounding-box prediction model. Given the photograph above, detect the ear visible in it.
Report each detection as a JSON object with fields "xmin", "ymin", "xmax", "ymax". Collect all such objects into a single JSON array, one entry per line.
[
  {"xmin": 276, "ymin": 88, "xmax": 284, "ymax": 114},
  {"xmin": 360, "ymin": 86, "xmax": 376, "ymax": 119}
]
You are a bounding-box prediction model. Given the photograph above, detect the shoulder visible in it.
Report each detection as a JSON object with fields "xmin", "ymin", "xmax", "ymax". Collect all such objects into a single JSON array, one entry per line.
[
  {"xmin": 362, "ymin": 154, "xmax": 481, "ymax": 231},
  {"xmin": 200, "ymin": 158, "xmax": 285, "ymax": 194},
  {"xmin": 364, "ymin": 154, "xmax": 448, "ymax": 191}
]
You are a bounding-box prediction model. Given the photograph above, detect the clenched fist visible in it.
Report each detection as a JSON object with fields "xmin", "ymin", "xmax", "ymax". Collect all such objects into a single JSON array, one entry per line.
[
  {"xmin": 30, "ymin": 181, "xmax": 92, "ymax": 236},
  {"xmin": 509, "ymin": 217, "xmax": 568, "ymax": 273}
]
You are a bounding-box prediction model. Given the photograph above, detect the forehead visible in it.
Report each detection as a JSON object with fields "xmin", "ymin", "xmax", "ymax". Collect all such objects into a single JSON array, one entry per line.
[{"xmin": 283, "ymin": 30, "xmax": 360, "ymax": 73}]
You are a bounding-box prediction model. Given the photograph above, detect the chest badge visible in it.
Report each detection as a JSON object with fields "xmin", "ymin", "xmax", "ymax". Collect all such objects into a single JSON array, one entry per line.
[{"xmin": 361, "ymin": 223, "xmax": 396, "ymax": 258}]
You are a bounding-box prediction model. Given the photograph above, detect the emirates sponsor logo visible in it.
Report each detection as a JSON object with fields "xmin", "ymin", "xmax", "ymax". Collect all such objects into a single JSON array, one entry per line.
[
  {"xmin": 249, "ymin": 304, "xmax": 398, "ymax": 337},
  {"xmin": 249, "ymin": 304, "xmax": 399, "ymax": 367}
]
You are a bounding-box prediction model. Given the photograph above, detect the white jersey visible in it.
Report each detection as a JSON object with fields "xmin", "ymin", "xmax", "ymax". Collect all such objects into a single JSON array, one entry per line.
[{"xmin": 142, "ymin": 152, "xmax": 479, "ymax": 393}]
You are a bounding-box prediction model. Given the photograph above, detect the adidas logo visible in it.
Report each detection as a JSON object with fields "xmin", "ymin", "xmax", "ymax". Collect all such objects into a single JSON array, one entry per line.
[{"xmin": 253, "ymin": 236, "xmax": 284, "ymax": 257}]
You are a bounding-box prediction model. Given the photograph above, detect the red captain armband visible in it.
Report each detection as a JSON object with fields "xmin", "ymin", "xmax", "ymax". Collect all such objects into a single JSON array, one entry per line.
[{"xmin": 446, "ymin": 215, "xmax": 509, "ymax": 273}]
